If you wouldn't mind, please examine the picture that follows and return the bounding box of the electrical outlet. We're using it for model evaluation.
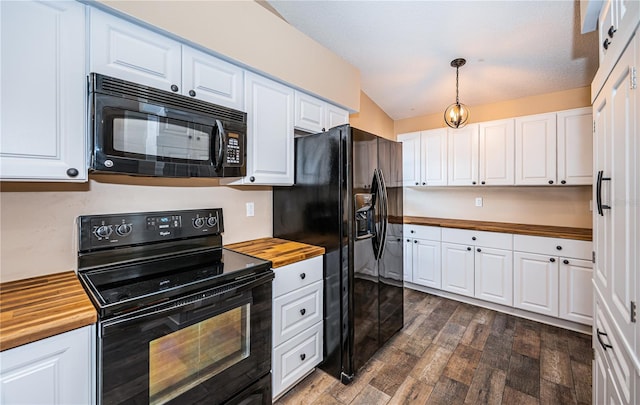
[589,200,593,212]
[246,202,254,217]
[475,197,483,207]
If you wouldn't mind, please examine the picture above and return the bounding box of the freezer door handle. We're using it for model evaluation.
[377,168,389,260]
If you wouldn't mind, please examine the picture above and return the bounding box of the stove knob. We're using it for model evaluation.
[206,216,217,227]
[116,223,132,237]
[193,217,205,228]
[95,225,113,238]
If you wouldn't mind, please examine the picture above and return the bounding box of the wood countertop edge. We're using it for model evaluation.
[403,216,592,241]
[226,238,325,268]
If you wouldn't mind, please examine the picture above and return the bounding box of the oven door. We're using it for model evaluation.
[97,271,273,405]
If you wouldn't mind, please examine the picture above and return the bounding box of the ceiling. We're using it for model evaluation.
[266,0,598,121]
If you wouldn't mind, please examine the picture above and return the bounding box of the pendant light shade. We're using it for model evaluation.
[444,58,470,129]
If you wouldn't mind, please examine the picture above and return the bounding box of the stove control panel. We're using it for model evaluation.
[78,208,224,251]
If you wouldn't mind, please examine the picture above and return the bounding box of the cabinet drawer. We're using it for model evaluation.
[272,322,323,398]
[273,256,323,298]
[404,225,441,241]
[273,280,322,346]
[442,228,512,249]
[514,235,591,259]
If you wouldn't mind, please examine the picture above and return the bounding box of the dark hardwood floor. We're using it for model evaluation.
[275,288,592,405]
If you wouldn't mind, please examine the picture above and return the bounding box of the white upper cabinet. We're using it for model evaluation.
[398,129,447,187]
[447,124,479,186]
[90,8,244,110]
[398,131,422,186]
[0,0,87,181]
[294,91,348,134]
[90,7,182,92]
[557,107,593,185]
[515,112,557,185]
[478,119,515,185]
[182,46,244,110]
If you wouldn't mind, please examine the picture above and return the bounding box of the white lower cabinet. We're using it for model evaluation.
[404,225,441,289]
[559,258,593,324]
[441,242,475,297]
[513,251,559,317]
[474,247,513,306]
[272,256,323,399]
[0,325,95,405]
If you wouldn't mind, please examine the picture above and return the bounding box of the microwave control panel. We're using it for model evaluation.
[226,134,241,165]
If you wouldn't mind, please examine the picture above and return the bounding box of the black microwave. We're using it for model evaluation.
[89,73,246,178]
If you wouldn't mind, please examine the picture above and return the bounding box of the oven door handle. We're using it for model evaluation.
[101,270,274,331]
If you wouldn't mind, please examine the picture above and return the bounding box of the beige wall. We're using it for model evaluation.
[97,0,360,112]
[395,86,591,134]
[0,177,272,283]
[349,91,395,140]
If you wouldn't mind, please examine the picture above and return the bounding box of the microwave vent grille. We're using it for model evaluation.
[95,74,246,123]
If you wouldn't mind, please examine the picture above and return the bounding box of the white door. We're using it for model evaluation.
[403,238,413,283]
[513,251,559,317]
[89,8,181,92]
[557,107,593,185]
[412,239,441,289]
[515,112,557,185]
[421,129,448,186]
[559,258,593,325]
[447,124,479,186]
[478,119,514,185]
[182,46,244,110]
[398,132,422,187]
[242,72,294,185]
[0,0,87,181]
[294,91,325,133]
[325,104,349,130]
[441,242,474,297]
[474,247,513,306]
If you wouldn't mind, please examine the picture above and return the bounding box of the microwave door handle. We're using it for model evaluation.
[215,120,226,172]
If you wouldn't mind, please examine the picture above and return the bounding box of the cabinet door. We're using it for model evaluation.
[182,46,244,111]
[474,247,513,306]
[557,107,593,185]
[0,0,87,181]
[515,112,557,185]
[412,239,441,289]
[441,242,474,297]
[242,72,294,185]
[421,128,448,186]
[447,124,479,186]
[559,258,593,325]
[0,326,95,405]
[403,238,413,283]
[325,104,349,130]
[513,251,559,316]
[593,345,608,405]
[90,8,181,92]
[478,119,514,185]
[294,91,325,133]
[398,131,422,187]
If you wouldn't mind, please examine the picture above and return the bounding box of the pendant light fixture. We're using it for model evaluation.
[444,58,470,129]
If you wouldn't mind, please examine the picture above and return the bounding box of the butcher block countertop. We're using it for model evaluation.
[0,271,97,352]
[404,216,592,241]
[226,238,325,268]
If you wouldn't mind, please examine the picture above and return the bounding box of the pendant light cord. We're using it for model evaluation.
[455,66,460,105]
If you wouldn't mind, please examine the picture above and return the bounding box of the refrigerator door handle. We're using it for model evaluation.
[377,168,389,260]
[370,169,382,259]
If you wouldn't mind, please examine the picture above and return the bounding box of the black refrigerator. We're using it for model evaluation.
[273,124,403,384]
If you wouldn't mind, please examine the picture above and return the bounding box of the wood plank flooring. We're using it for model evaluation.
[275,289,592,405]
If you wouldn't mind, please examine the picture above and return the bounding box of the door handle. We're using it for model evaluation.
[596,328,613,350]
[596,170,611,216]
[215,119,226,172]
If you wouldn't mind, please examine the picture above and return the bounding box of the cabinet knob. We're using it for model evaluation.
[414,240,418,244]
[300,273,306,279]
[170,84,179,92]
[477,248,481,252]
[603,38,611,50]
[406,239,410,242]
[481,181,486,185]
[556,245,562,250]
[397,238,401,241]
[467,247,472,251]
[415,182,419,185]
[548,180,554,185]
[422,182,426,185]
[608,25,617,38]
[250,176,255,182]
[550,258,556,262]
[472,181,477,185]
[300,308,306,316]
[563,259,569,265]
[66,168,79,177]
[410,230,415,233]
[189,89,196,97]
[561,180,566,184]
[322,128,326,132]
[472,236,476,241]
[300,353,306,361]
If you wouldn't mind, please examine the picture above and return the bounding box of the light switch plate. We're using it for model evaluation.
[475,197,483,207]
[246,202,255,217]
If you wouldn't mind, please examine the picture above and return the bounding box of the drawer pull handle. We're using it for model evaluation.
[597,328,613,350]
[300,353,306,361]
[550,258,555,263]
[467,247,472,251]
[414,240,418,244]
[563,259,569,265]
[556,245,562,250]
[472,236,477,241]
[477,248,481,252]
[300,273,306,280]
[300,308,306,316]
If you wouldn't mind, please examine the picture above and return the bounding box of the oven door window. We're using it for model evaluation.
[106,108,213,162]
[149,304,250,405]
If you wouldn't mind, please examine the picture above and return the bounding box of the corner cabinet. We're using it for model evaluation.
[272,256,323,400]
[0,326,95,405]
[223,73,294,186]
[0,0,87,181]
